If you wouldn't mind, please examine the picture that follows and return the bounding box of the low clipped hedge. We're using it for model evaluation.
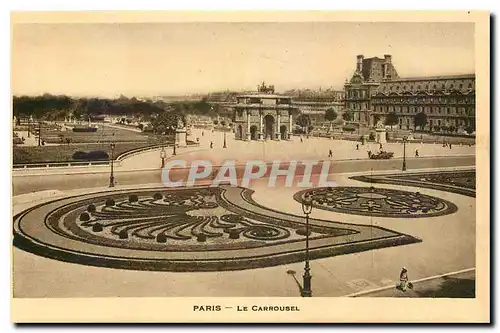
[342,126,357,132]
[79,212,91,221]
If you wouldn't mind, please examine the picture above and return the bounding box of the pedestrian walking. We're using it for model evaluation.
[300,136,303,143]
[449,143,452,149]
[399,267,409,292]
[328,149,333,158]
[210,141,213,149]
[415,149,419,157]
[356,144,359,150]
[379,143,383,150]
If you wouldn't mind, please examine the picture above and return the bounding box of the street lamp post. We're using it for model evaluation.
[301,195,313,297]
[109,142,115,187]
[38,121,42,146]
[160,147,166,168]
[402,136,407,171]
[223,129,227,148]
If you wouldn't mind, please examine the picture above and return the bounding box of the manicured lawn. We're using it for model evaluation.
[41,125,150,144]
[13,142,163,164]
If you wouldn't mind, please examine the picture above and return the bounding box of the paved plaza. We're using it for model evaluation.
[120,128,476,170]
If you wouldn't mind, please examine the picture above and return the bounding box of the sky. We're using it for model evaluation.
[11,22,475,98]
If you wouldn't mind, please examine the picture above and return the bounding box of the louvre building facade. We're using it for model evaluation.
[344,54,475,132]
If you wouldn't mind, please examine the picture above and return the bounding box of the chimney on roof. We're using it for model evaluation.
[356,55,364,72]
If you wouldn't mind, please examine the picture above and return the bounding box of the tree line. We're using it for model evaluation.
[13,94,228,121]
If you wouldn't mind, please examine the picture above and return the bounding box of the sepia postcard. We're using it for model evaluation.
[10,11,490,323]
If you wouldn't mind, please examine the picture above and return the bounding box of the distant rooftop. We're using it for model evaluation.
[384,74,475,82]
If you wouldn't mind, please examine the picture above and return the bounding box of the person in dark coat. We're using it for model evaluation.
[415,149,419,157]
[328,149,333,158]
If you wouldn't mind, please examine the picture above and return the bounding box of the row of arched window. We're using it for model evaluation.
[375,105,473,116]
[383,82,474,92]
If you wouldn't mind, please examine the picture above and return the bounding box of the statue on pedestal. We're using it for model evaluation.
[177,117,185,129]
[375,120,387,144]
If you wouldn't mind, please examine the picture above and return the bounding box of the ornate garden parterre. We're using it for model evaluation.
[294,186,458,218]
[350,170,476,197]
[13,185,420,272]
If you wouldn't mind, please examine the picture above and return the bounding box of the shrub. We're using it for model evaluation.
[156,234,167,243]
[229,230,240,239]
[197,234,207,242]
[92,223,103,232]
[129,194,138,202]
[369,133,376,141]
[87,204,96,213]
[118,230,128,239]
[79,212,91,221]
[105,198,115,207]
[153,193,163,200]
